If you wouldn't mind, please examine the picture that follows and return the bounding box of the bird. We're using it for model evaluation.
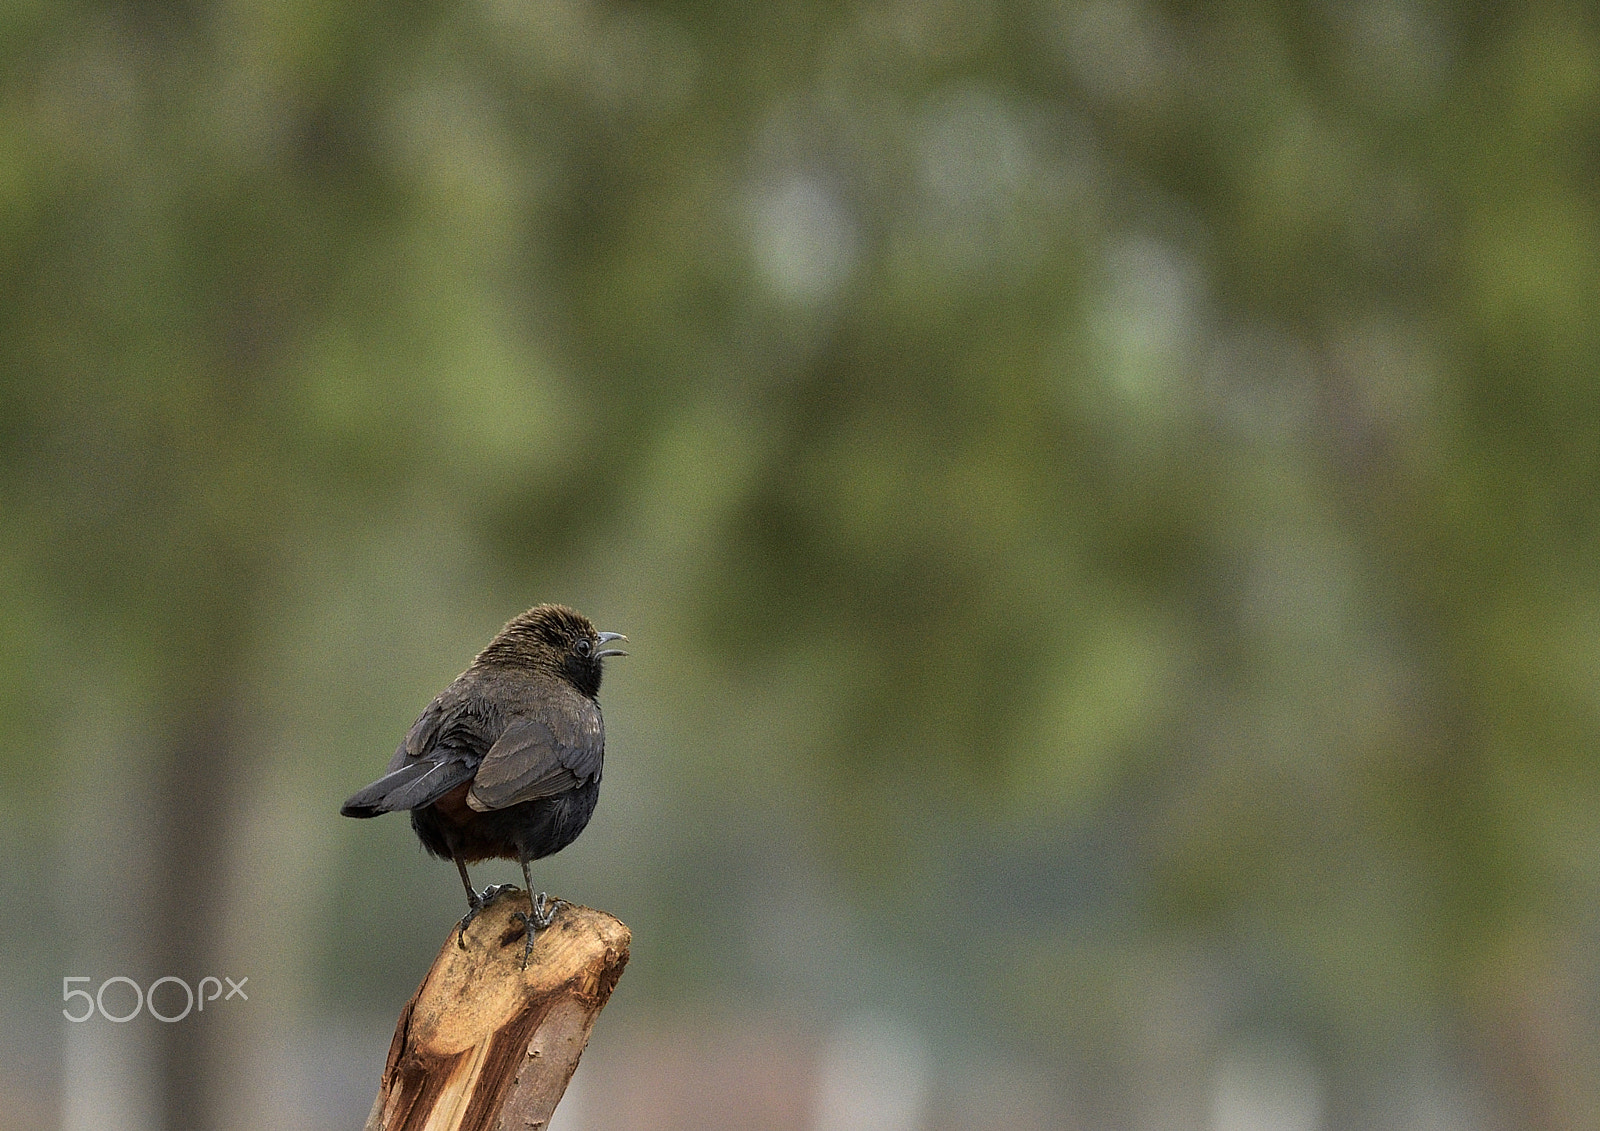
[340,604,626,965]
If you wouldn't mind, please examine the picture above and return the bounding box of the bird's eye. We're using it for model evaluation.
[575,638,592,657]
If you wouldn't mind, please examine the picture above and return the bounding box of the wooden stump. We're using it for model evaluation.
[363,894,630,1131]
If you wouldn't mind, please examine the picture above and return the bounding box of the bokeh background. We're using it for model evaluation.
[2,1,1598,1129]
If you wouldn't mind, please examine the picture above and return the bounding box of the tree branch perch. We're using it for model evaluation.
[363,895,630,1131]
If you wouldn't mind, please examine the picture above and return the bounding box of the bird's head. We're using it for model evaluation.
[476,603,627,699]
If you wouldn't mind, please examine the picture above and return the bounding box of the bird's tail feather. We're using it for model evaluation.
[340,758,475,817]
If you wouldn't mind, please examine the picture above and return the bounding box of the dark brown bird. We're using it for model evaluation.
[340,604,626,963]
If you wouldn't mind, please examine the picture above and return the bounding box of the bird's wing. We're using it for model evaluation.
[466,702,604,812]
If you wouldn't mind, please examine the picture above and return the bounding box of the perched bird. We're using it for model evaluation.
[341,604,626,964]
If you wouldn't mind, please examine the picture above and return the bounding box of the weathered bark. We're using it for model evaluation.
[363,895,630,1131]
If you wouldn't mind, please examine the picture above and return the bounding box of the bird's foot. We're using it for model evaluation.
[456,883,521,949]
[511,891,568,968]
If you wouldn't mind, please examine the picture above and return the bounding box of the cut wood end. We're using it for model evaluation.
[366,894,629,1131]
[406,894,630,1054]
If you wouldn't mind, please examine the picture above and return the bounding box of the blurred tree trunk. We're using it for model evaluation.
[149,684,243,1131]
[132,544,261,1131]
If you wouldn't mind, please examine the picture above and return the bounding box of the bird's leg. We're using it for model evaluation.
[510,858,569,968]
[519,858,566,930]
[454,857,519,949]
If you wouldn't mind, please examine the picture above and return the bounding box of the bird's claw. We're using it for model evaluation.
[455,883,521,949]
[511,892,567,968]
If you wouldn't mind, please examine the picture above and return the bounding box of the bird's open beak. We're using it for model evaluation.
[596,631,628,659]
